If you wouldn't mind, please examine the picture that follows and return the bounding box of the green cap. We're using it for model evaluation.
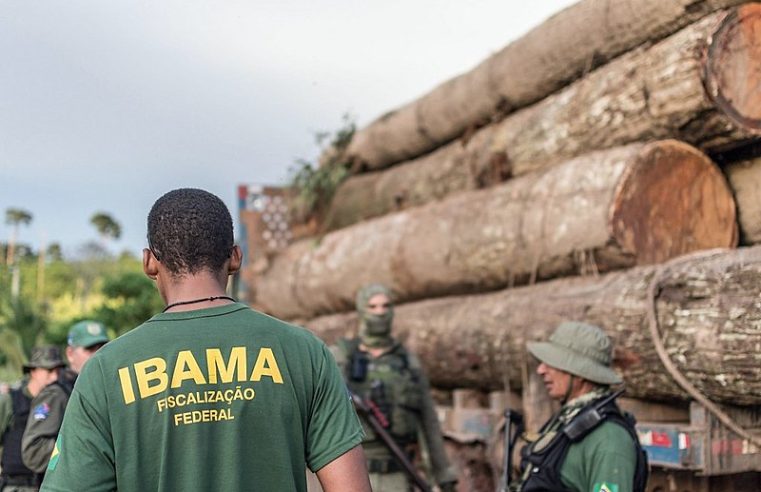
[527,321,623,385]
[24,345,66,373]
[68,320,110,348]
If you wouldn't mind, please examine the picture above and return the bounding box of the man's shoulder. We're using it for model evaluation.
[34,380,69,403]
[580,419,636,454]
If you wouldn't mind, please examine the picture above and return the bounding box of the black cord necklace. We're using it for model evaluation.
[162,295,236,313]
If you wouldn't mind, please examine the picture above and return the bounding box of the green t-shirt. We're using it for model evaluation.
[40,303,364,492]
[560,421,636,492]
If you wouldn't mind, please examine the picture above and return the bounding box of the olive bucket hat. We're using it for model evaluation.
[527,321,623,385]
[23,345,66,373]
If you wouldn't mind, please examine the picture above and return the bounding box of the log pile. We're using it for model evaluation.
[244,3,761,482]
[256,141,736,319]
[342,0,748,172]
[324,4,761,230]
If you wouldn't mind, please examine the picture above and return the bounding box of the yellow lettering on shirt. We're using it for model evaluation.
[118,367,136,404]
[250,348,283,384]
[123,347,284,403]
[171,350,206,388]
[207,347,247,384]
[135,357,168,398]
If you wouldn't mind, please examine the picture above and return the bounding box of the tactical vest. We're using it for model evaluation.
[518,394,649,492]
[338,338,423,445]
[1,388,38,479]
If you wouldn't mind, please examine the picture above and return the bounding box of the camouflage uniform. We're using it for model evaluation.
[332,284,457,492]
[21,321,109,474]
[1,347,65,492]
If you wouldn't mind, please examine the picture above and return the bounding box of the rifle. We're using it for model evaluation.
[499,408,524,492]
[350,392,433,492]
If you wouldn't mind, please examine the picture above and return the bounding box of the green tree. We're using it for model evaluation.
[5,207,33,265]
[90,212,122,243]
[47,242,63,261]
[92,271,163,335]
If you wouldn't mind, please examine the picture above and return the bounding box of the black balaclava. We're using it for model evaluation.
[356,283,394,348]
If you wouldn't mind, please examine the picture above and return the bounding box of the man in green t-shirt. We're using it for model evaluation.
[40,188,370,492]
[513,322,648,492]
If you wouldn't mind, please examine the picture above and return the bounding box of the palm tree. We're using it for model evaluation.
[90,212,122,244]
[5,208,32,266]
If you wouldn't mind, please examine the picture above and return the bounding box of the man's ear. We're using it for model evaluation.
[143,248,159,280]
[228,245,243,274]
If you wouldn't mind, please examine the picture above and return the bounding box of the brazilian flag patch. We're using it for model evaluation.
[593,483,619,492]
[48,436,62,471]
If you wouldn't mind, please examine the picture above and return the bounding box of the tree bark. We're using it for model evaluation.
[322,5,761,232]
[304,246,761,405]
[725,156,761,244]
[252,141,737,319]
[343,0,746,172]
[323,126,506,231]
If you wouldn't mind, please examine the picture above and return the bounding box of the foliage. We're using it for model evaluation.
[90,212,122,241]
[289,114,356,223]
[47,242,63,261]
[4,207,33,265]
[91,271,163,336]
[5,208,33,227]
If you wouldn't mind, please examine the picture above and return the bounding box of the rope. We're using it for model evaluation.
[646,261,761,448]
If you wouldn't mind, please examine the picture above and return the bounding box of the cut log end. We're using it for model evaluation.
[609,140,737,265]
[705,3,761,131]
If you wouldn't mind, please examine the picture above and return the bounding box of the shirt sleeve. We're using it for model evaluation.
[562,421,637,492]
[22,386,68,472]
[39,358,116,492]
[305,343,364,472]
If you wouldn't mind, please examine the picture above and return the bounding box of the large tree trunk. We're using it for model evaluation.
[323,126,505,231]
[344,0,746,172]
[322,5,761,232]
[304,246,761,405]
[725,156,761,244]
[252,141,737,319]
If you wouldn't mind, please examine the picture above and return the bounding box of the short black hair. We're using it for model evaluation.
[147,188,233,275]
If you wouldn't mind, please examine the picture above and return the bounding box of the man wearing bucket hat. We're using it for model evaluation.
[332,283,458,492]
[21,321,109,474]
[0,346,64,491]
[513,321,648,492]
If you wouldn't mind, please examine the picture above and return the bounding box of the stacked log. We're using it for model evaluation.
[324,4,761,231]
[253,140,736,319]
[304,246,761,406]
[343,0,747,172]
[725,156,761,243]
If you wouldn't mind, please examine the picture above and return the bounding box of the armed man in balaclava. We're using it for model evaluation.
[332,283,458,492]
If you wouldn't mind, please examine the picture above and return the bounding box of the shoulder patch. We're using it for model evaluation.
[33,402,51,421]
[594,483,619,492]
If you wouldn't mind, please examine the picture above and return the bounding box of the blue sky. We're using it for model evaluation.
[0,0,576,257]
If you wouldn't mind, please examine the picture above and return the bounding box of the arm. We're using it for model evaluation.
[316,445,371,492]
[0,393,11,455]
[39,360,116,492]
[22,386,68,472]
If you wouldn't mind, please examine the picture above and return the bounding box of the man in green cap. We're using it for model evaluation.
[513,321,648,492]
[332,283,458,492]
[21,321,109,474]
[0,346,64,491]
